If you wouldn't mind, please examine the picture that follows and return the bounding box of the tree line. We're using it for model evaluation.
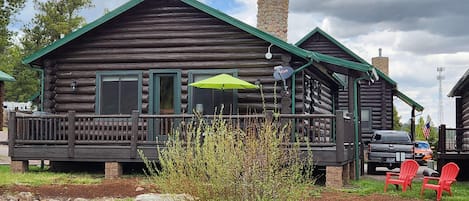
[0,0,92,102]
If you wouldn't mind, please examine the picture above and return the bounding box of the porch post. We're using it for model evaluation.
[8,111,16,157]
[438,124,446,154]
[130,110,139,159]
[335,111,345,163]
[67,111,76,158]
[410,106,415,141]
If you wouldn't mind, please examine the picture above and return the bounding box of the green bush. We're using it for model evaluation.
[140,114,315,200]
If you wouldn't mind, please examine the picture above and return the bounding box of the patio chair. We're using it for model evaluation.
[384,159,419,192]
[420,162,460,201]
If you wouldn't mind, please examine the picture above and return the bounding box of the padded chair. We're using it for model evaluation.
[384,159,419,192]
[420,162,460,201]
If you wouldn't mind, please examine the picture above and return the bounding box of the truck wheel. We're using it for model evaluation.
[367,162,376,174]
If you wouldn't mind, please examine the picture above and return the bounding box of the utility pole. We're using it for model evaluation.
[437,67,445,125]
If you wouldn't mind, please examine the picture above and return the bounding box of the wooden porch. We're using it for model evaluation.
[8,111,355,167]
[437,125,469,180]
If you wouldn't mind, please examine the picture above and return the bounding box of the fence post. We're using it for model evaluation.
[130,110,139,159]
[438,124,446,154]
[8,111,16,157]
[335,111,345,163]
[68,111,76,158]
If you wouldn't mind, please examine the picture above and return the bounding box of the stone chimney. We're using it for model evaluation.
[371,48,389,75]
[257,0,289,41]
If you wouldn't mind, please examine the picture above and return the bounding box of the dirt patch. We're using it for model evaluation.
[2,178,158,199]
[0,179,421,200]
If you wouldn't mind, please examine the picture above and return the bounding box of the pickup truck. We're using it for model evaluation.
[367,130,414,174]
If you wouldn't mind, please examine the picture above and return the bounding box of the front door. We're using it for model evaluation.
[150,71,181,141]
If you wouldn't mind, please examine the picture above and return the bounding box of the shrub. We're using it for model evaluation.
[140,114,315,200]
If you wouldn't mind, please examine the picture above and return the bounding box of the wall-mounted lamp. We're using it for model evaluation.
[70,80,77,92]
[265,44,273,60]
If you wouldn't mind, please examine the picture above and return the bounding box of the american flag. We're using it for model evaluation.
[422,121,431,139]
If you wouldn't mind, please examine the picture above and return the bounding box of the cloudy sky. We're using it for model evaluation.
[11,0,469,127]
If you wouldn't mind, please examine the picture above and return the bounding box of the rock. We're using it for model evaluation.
[135,193,197,201]
[73,198,89,201]
[136,186,145,192]
[17,192,34,201]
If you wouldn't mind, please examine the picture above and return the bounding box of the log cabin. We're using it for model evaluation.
[440,69,469,180]
[296,27,424,143]
[8,0,382,186]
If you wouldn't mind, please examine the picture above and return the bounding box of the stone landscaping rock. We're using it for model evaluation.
[17,192,34,201]
[135,193,197,201]
[136,186,145,192]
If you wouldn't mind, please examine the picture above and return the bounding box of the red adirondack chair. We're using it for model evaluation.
[420,162,460,201]
[384,159,419,192]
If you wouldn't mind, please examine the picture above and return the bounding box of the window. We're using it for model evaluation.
[97,72,141,114]
[361,108,372,130]
[189,70,237,115]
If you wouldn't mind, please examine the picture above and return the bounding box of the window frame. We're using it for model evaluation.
[361,107,372,131]
[148,69,182,115]
[188,69,238,114]
[95,71,143,114]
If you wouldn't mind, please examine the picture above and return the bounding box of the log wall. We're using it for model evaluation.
[33,0,336,115]
[297,32,394,142]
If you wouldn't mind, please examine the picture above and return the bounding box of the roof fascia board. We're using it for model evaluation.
[296,27,397,85]
[395,90,424,111]
[448,69,469,97]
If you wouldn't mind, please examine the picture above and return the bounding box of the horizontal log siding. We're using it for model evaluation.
[42,1,301,114]
[298,32,394,142]
[360,80,393,141]
[461,90,469,150]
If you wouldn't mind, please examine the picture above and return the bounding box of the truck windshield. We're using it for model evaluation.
[374,132,410,143]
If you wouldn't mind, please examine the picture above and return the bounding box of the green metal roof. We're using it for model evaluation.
[0,71,15,82]
[448,69,469,97]
[22,0,144,64]
[296,27,396,86]
[296,27,426,111]
[395,90,424,112]
[310,52,372,72]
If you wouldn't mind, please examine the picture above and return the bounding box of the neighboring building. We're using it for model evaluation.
[296,27,424,143]
[0,71,15,130]
[10,0,382,186]
[441,69,469,180]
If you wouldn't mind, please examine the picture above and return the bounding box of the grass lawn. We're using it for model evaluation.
[348,178,469,201]
[0,165,102,186]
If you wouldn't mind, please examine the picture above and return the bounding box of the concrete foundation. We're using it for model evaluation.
[11,160,29,173]
[105,162,122,179]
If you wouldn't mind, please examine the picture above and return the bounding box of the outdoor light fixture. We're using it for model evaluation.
[70,80,77,92]
[265,44,273,60]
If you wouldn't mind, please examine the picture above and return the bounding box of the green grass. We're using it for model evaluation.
[345,177,469,201]
[0,165,102,186]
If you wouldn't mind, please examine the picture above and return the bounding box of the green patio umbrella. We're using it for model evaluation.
[189,73,258,89]
[189,74,258,114]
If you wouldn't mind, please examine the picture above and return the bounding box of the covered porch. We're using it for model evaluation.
[8,110,355,186]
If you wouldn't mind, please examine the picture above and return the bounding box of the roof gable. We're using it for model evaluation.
[23,0,144,64]
[448,69,469,97]
[23,0,313,65]
[296,27,396,86]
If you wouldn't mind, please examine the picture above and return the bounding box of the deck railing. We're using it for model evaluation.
[9,110,354,161]
[438,124,469,153]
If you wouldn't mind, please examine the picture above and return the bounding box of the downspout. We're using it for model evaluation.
[28,64,44,112]
[353,75,369,180]
[291,58,314,114]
